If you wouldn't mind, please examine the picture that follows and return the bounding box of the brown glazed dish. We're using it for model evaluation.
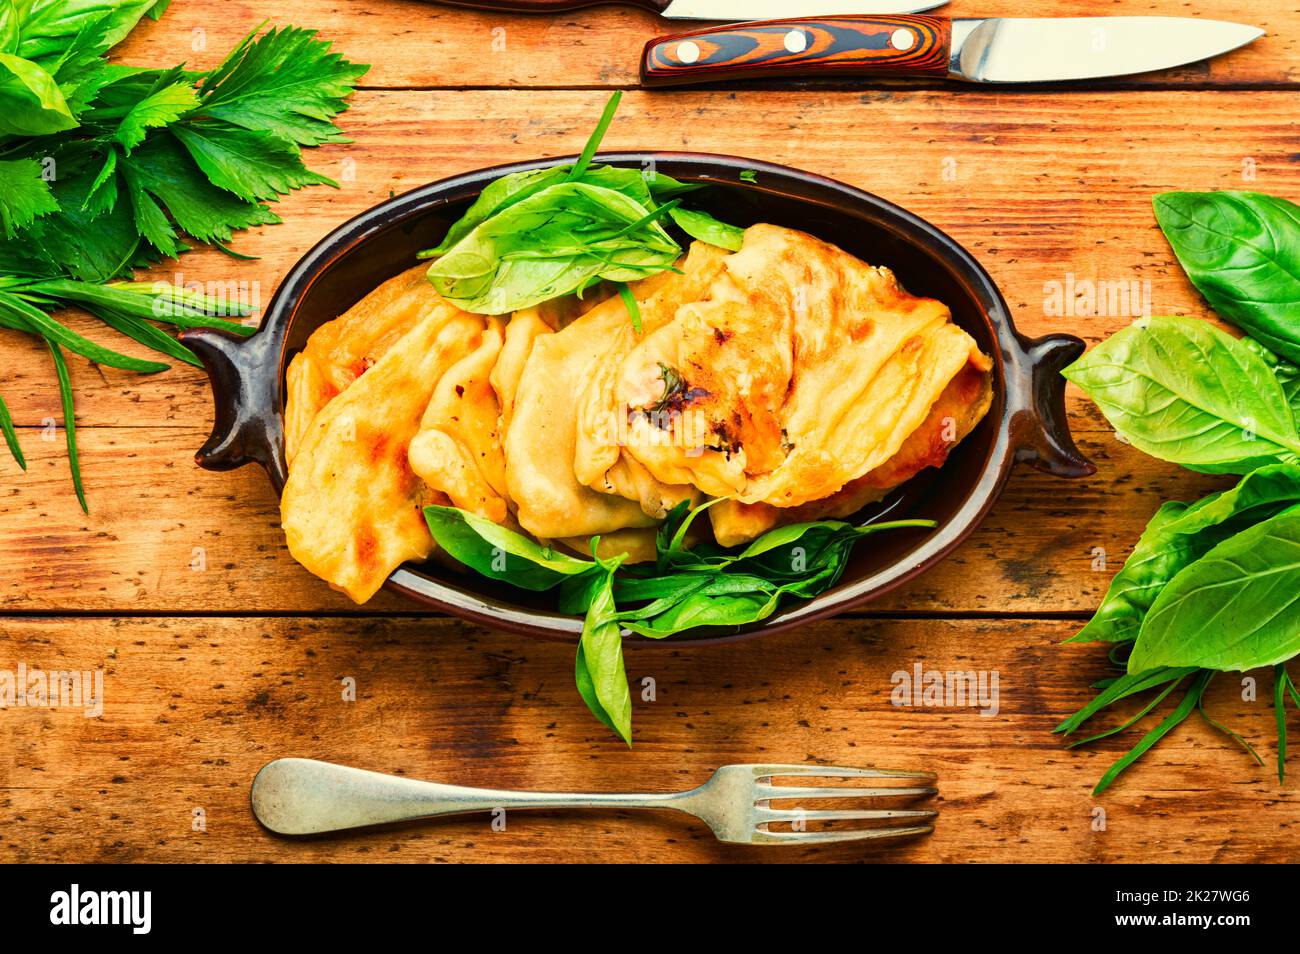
[181,152,1094,644]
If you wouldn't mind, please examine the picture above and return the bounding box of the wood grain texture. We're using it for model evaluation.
[0,423,1233,614]
[107,0,1299,89]
[2,0,1298,865]
[2,88,1295,428]
[2,617,1295,863]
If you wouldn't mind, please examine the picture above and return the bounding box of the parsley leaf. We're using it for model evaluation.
[196,25,369,146]
[0,10,367,507]
[0,158,58,238]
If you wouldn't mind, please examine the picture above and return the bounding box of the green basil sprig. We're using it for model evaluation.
[424,503,935,743]
[1063,315,1300,474]
[1154,191,1300,362]
[1064,189,1300,793]
[1071,463,1300,645]
[419,91,746,317]
[1128,510,1300,674]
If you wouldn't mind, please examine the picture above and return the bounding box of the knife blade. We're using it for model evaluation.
[431,0,950,21]
[641,16,1264,86]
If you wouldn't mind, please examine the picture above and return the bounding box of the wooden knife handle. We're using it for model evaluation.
[432,0,668,13]
[642,16,952,87]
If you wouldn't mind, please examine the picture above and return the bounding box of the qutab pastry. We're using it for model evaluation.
[279,223,992,603]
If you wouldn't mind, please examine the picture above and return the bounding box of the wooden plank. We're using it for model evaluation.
[111,0,1299,90]
[0,424,1230,613]
[1,616,1294,863]
[2,88,1296,428]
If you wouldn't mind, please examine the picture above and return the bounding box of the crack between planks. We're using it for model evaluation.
[0,608,1094,621]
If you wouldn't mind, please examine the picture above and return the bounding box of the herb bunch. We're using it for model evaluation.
[0,1,368,509]
[424,502,935,743]
[419,91,746,321]
[1062,190,1300,793]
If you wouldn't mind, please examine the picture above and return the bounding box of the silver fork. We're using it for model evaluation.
[251,758,937,845]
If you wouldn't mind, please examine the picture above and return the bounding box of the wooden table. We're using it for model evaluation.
[2,0,1297,864]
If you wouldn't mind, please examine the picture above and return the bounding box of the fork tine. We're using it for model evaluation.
[756,785,937,801]
[749,764,936,781]
[759,808,938,824]
[752,825,934,845]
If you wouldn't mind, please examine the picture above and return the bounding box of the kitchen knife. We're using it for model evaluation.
[641,16,1264,86]
[431,0,950,20]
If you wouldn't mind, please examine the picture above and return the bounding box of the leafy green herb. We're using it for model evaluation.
[423,504,594,591]
[1071,464,1300,645]
[739,170,758,184]
[425,502,935,741]
[668,206,745,252]
[1275,665,1292,782]
[425,181,681,315]
[420,92,743,320]
[615,281,641,333]
[1089,670,1213,797]
[1154,191,1300,363]
[576,556,632,744]
[1062,316,1300,474]
[1127,510,1300,674]
[0,7,367,507]
[1065,189,1300,794]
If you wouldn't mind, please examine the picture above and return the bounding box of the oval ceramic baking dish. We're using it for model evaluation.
[182,152,1094,643]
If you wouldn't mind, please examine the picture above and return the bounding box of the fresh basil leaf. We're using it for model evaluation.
[1063,315,1300,474]
[1154,191,1300,362]
[422,166,570,258]
[0,2,18,53]
[0,51,76,135]
[669,206,745,252]
[424,504,594,591]
[1129,510,1300,673]
[574,642,619,736]
[1241,337,1300,420]
[426,181,680,315]
[422,164,701,263]
[577,568,632,744]
[1073,464,1300,643]
[13,0,160,61]
[624,590,777,638]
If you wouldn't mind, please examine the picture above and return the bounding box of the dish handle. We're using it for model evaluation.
[179,327,288,489]
[1007,333,1095,479]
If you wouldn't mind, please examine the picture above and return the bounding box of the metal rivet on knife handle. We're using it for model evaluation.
[641,16,951,88]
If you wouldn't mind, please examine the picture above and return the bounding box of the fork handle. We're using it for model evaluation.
[251,758,690,835]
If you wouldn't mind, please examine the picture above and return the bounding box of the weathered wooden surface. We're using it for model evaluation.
[1,0,1297,863]
[3,617,1296,863]
[113,0,1299,89]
